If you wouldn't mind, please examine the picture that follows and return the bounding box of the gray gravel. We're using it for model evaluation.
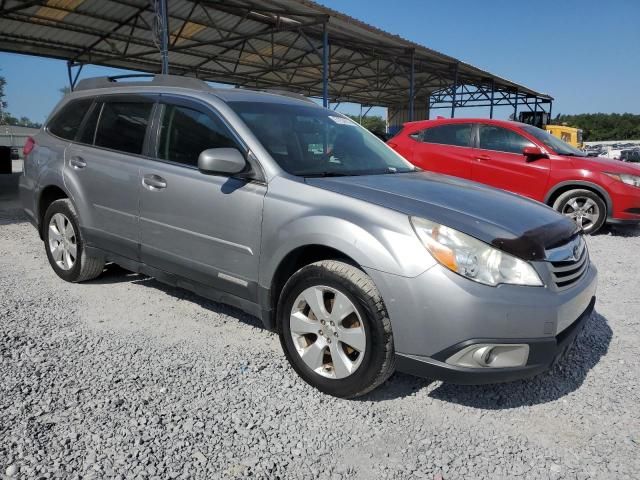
[1,182,639,479]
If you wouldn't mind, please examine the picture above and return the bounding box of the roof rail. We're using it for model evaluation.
[238,86,316,104]
[74,74,211,92]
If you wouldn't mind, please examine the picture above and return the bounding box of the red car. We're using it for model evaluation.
[388,118,640,234]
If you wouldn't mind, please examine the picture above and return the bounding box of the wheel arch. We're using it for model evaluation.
[266,244,361,330]
[37,184,70,239]
[544,181,612,217]
[258,212,434,330]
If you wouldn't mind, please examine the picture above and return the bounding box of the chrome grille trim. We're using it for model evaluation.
[547,236,589,290]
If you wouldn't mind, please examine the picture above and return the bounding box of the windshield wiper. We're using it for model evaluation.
[301,171,352,178]
[301,167,416,177]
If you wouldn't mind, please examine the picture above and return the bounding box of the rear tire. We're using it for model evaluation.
[43,199,104,282]
[277,260,395,398]
[552,189,607,234]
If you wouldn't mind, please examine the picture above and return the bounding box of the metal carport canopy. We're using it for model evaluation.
[0,0,553,117]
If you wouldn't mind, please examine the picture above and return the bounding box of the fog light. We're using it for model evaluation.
[446,344,529,368]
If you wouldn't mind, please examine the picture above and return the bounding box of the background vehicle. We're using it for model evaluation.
[20,75,597,398]
[388,118,640,234]
[584,146,603,157]
[545,125,583,149]
[620,149,640,163]
[518,111,583,148]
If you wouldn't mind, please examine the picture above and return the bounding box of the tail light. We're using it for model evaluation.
[23,137,35,156]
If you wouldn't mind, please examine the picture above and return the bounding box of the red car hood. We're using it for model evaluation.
[566,155,640,173]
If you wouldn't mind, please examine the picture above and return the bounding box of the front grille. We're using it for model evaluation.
[548,238,589,290]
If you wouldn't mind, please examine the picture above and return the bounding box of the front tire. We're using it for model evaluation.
[43,199,104,282]
[277,260,395,398]
[552,189,607,234]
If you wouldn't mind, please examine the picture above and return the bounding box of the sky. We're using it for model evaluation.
[1,0,639,123]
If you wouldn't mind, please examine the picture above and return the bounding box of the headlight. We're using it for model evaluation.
[410,217,543,287]
[604,172,640,188]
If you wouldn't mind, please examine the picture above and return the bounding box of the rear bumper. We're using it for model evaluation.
[395,296,595,384]
[18,173,38,230]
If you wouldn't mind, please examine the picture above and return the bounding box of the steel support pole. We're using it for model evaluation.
[322,22,329,108]
[513,89,518,121]
[548,101,553,121]
[409,50,415,121]
[451,63,458,118]
[66,61,74,90]
[489,79,495,119]
[157,0,170,74]
[67,62,84,91]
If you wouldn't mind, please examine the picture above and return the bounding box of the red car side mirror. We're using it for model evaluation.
[523,146,547,161]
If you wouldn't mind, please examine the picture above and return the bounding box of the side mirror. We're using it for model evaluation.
[198,148,246,175]
[523,146,547,162]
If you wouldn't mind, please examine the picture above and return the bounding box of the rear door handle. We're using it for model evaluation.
[476,154,491,161]
[142,174,167,190]
[69,156,87,169]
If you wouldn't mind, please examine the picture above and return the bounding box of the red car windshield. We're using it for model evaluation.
[521,125,586,157]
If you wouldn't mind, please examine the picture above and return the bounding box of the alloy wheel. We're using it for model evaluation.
[48,213,77,270]
[289,285,366,379]
[561,196,600,231]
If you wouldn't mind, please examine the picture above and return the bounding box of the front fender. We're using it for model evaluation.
[258,176,435,288]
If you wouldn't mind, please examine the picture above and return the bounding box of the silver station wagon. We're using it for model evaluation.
[20,75,597,398]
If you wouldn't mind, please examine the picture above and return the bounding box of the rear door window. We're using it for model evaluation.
[48,99,93,140]
[418,124,472,147]
[478,125,534,154]
[94,101,153,155]
[158,104,239,167]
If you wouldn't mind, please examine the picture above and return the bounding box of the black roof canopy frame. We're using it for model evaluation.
[0,0,553,119]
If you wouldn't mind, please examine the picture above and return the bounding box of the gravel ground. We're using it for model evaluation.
[1,176,639,479]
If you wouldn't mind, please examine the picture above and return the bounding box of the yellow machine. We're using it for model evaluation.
[518,112,584,149]
[545,125,583,148]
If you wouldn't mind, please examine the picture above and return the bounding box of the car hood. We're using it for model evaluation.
[568,155,640,173]
[306,172,579,261]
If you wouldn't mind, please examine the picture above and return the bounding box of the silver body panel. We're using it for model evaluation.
[20,82,598,364]
[136,157,266,297]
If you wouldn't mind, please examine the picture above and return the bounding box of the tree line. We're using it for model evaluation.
[0,75,42,128]
[551,113,640,142]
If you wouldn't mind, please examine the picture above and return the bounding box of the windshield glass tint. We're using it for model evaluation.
[521,125,586,156]
[228,101,415,176]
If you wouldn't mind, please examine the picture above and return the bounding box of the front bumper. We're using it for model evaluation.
[605,179,640,222]
[365,256,598,385]
[395,296,595,384]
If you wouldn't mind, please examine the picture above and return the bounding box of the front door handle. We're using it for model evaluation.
[69,156,87,169]
[142,174,167,190]
[476,154,491,161]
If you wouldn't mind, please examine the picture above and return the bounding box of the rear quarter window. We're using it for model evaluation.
[47,99,93,141]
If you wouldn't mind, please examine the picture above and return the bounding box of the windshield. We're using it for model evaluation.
[228,101,416,176]
[521,125,586,157]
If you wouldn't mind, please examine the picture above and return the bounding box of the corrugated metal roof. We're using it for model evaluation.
[0,0,552,107]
